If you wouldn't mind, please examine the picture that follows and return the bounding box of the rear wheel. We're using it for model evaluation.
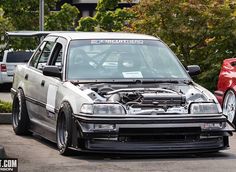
[223,90,236,124]
[56,102,73,155]
[12,89,31,135]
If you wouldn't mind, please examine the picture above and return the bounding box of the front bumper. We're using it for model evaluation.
[71,113,234,154]
[0,72,13,84]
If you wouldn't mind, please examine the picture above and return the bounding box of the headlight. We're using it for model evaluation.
[190,103,219,114]
[80,103,126,115]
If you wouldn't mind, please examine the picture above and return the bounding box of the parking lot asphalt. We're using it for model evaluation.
[0,125,236,172]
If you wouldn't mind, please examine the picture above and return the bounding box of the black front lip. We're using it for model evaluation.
[85,137,227,153]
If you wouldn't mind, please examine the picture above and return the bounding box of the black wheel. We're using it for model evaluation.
[222,90,236,124]
[56,102,73,155]
[12,89,31,135]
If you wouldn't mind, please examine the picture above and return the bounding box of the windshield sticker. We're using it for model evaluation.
[91,40,144,45]
[122,71,143,78]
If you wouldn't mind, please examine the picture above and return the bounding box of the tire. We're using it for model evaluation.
[56,102,73,155]
[222,90,236,124]
[12,89,31,135]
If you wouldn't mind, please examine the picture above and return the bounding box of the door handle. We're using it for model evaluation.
[24,74,28,80]
[41,80,45,87]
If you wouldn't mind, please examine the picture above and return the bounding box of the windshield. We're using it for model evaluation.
[66,39,189,81]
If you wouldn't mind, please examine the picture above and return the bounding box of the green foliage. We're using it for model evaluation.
[0,0,58,30]
[45,3,80,31]
[0,0,58,50]
[96,0,119,11]
[0,8,14,51]
[131,0,236,91]
[0,1,79,50]
[0,100,12,113]
[77,17,98,32]
[77,0,133,32]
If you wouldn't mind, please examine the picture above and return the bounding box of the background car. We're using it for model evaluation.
[0,50,33,85]
[11,32,234,155]
[215,58,236,125]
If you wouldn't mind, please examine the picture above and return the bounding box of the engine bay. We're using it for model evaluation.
[79,82,209,115]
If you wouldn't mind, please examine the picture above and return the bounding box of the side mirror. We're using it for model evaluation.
[187,65,201,76]
[43,66,62,79]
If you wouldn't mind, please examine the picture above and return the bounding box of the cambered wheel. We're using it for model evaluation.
[56,102,73,155]
[12,89,31,135]
[223,90,236,124]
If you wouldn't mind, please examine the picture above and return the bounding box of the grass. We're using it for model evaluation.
[0,100,12,113]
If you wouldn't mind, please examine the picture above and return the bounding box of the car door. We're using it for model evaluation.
[24,36,57,130]
[42,37,67,130]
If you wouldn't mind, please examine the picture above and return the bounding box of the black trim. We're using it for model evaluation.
[25,96,46,108]
[85,137,226,153]
[25,96,59,113]
[73,113,228,124]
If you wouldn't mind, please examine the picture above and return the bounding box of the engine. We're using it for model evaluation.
[80,84,208,115]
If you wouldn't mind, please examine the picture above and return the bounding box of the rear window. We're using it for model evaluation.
[6,51,33,63]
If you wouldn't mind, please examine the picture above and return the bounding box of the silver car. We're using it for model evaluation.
[11,32,234,155]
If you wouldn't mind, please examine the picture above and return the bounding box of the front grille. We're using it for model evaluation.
[118,127,201,142]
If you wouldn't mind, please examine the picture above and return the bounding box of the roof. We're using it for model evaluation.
[49,32,159,40]
[5,31,159,41]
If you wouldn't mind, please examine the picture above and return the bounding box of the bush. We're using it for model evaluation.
[0,100,12,113]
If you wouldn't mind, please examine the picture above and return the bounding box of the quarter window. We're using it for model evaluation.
[29,41,55,70]
[29,42,46,68]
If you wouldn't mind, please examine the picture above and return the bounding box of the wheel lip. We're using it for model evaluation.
[12,95,20,128]
[223,90,236,123]
[57,112,68,152]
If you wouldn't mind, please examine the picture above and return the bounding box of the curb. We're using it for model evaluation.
[0,145,6,158]
[0,113,12,124]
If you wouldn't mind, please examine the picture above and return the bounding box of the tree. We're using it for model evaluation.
[0,0,58,31]
[0,1,79,50]
[45,3,80,31]
[77,0,134,32]
[0,8,14,51]
[131,0,236,91]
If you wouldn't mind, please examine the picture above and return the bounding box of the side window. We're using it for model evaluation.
[37,42,55,70]
[29,42,46,68]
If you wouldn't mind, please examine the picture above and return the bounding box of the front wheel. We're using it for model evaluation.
[223,90,236,124]
[56,102,73,155]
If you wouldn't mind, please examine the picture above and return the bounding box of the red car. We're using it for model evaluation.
[215,58,236,125]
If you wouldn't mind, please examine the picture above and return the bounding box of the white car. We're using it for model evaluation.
[11,32,234,155]
[0,50,33,84]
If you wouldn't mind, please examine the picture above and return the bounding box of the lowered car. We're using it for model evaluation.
[11,32,234,155]
[215,58,236,125]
